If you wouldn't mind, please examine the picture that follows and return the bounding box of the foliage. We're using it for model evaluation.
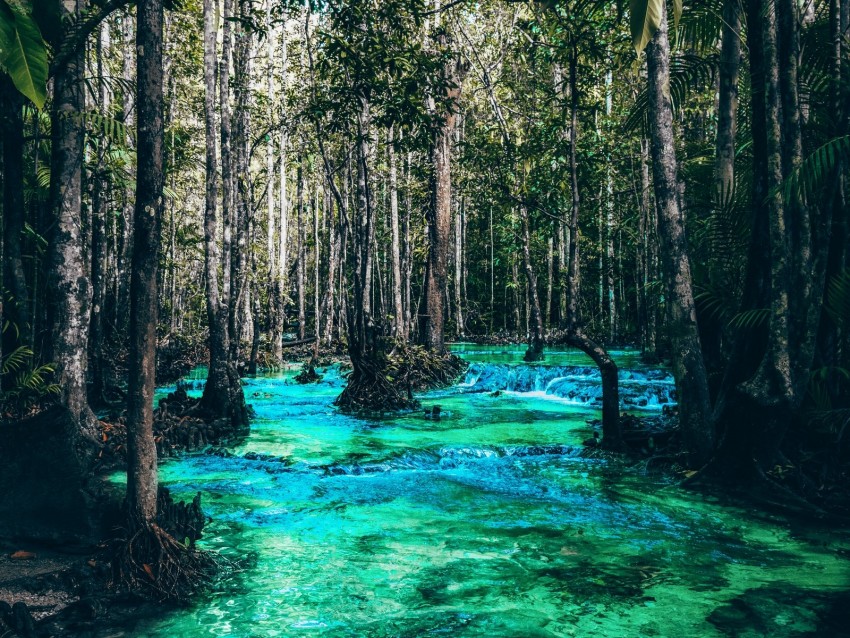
[0,0,48,107]
[0,346,60,417]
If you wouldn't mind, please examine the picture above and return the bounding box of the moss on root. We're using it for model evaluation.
[334,342,468,414]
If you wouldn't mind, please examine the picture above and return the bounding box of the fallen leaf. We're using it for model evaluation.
[142,563,156,581]
[10,551,37,560]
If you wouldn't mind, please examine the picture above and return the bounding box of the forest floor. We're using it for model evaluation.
[0,550,79,620]
[0,540,125,637]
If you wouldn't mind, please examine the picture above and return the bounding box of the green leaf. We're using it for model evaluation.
[672,0,682,32]
[629,0,663,54]
[0,1,48,108]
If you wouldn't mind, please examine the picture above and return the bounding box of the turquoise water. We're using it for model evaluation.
[129,345,850,637]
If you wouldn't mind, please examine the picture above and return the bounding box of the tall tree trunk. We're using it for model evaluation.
[646,7,714,465]
[721,0,810,470]
[200,0,246,425]
[520,205,544,361]
[275,17,290,353]
[423,112,451,353]
[605,71,616,344]
[313,178,321,342]
[388,125,404,339]
[639,138,657,355]
[403,151,413,339]
[296,155,306,340]
[422,35,463,354]
[454,194,464,338]
[116,14,135,337]
[490,206,496,332]
[89,26,109,401]
[229,4,252,361]
[265,0,281,360]
[323,189,338,343]
[127,0,164,527]
[777,0,825,404]
[563,47,622,450]
[546,235,554,331]
[353,96,374,357]
[46,0,99,450]
[716,0,740,203]
[0,79,30,343]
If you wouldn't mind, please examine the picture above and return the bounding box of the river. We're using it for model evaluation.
[121,344,850,637]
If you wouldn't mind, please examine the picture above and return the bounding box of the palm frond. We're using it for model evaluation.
[727,307,770,331]
[623,53,718,133]
[825,269,850,328]
[1,346,33,375]
[675,0,723,53]
[780,135,850,204]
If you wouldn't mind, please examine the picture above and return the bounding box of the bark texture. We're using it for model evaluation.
[127,0,165,527]
[646,8,714,465]
[46,0,99,454]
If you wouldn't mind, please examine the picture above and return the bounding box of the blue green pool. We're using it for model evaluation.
[124,345,850,637]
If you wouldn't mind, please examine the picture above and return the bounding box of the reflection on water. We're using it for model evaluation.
[129,345,850,637]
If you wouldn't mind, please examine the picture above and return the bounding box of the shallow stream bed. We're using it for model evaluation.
[127,345,849,637]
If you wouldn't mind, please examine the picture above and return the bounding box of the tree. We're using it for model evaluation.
[45,0,100,454]
[421,29,465,354]
[199,0,248,427]
[125,0,165,531]
[641,0,714,465]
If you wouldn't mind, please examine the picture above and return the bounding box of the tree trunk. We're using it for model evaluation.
[116,14,135,337]
[422,35,463,354]
[46,0,99,452]
[564,48,622,450]
[266,0,281,360]
[0,79,30,343]
[520,205,544,361]
[323,189,338,343]
[296,155,306,340]
[275,18,290,356]
[605,71,616,344]
[639,138,657,355]
[200,0,246,425]
[127,0,164,526]
[229,5,252,361]
[89,27,109,401]
[646,7,714,465]
[454,194,464,338]
[388,125,405,340]
[313,178,321,342]
[546,235,554,331]
[716,0,740,203]
[403,151,413,339]
[741,0,793,450]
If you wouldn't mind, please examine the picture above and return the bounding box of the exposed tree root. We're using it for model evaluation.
[523,340,544,362]
[386,342,468,391]
[294,361,323,384]
[109,522,220,603]
[335,342,468,413]
[681,456,838,520]
[335,355,417,413]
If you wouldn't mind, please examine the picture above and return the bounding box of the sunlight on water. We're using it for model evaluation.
[128,345,850,637]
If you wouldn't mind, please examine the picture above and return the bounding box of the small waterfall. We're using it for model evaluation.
[461,362,676,410]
